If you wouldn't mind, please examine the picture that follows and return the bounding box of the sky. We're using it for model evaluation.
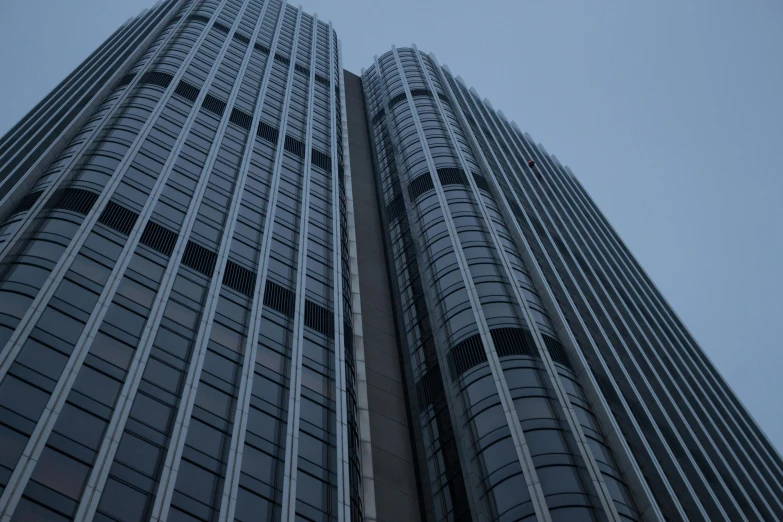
[1,0,781,451]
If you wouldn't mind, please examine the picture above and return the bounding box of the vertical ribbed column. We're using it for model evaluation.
[279,10,318,521]
[211,1,292,519]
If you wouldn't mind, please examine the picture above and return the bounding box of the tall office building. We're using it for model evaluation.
[0,1,362,521]
[0,2,781,522]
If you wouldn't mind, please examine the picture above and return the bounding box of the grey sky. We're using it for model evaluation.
[1,0,781,450]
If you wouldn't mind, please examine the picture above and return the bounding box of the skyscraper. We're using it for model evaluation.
[0,2,780,522]
[0,1,361,521]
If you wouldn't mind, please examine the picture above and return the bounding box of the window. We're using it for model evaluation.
[36,307,85,345]
[0,424,27,469]
[0,375,50,421]
[175,460,220,501]
[241,444,276,484]
[472,406,507,440]
[115,433,161,477]
[130,393,172,431]
[54,280,99,313]
[16,339,69,381]
[234,488,275,522]
[210,322,243,353]
[90,332,134,371]
[194,383,232,419]
[203,350,238,383]
[54,404,106,450]
[525,429,568,457]
[187,419,224,458]
[10,498,69,522]
[163,300,199,331]
[97,478,149,522]
[153,327,191,360]
[30,446,90,499]
[296,470,329,514]
[103,302,146,338]
[72,367,121,408]
[116,278,155,309]
[514,396,553,421]
[537,465,585,496]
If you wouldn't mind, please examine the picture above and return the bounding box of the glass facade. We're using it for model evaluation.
[359,45,783,522]
[1,4,781,521]
[0,1,362,521]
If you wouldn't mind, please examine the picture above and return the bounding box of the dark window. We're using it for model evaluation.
[90,332,134,370]
[130,394,172,431]
[0,425,27,469]
[54,404,106,450]
[72,367,121,407]
[176,460,220,500]
[30,446,90,499]
[115,433,161,477]
[10,498,69,522]
[16,339,69,381]
[0,375,50,421]
[187,419,224,458]
[194,383,233,418]
[97,478,149,522]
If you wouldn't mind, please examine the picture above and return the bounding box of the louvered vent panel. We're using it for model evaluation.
[223,260,256,297]
[49,188,99,215]
[174,80,200,102]
[202,94,227,117]
[181,241,218,277]
[12,190,44,214]
[416,367,445,407]
[385,194,404,223]
[257,120,279,143]
[472,173,491,193]
[409,88,432,98]
[188,14,211,24]
[263,281,295,317]
[437,167,468,186]
[139,221,177,257]
[304,300,334,337]
[229,108,252,130]
[273,53,290,65]
[387,92,406,109]
[233,32,250,45]
[283,135,305,158]
[491,327,535,358]
[311,148,332,172]
[139,71,173,88]
[98,201,139,236]
[408,174,435,200]
[254,42,270,54]
[543,334,571,368]
[294,63,310,76]
[314,74,329,87]
[448,334,487,379]
[212,21,230,34]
